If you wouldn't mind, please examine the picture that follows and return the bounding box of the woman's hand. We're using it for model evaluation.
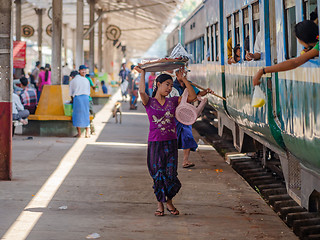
[253,69,264,86]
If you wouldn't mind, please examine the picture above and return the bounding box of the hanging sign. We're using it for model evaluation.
[106,25,121,41]
[21,25,34,38]
[46,24,53,37]
[13,41,26,68]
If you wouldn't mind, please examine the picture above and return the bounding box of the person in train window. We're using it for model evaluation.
[245,31,262,61]
[227,38,233,60]
[253,20,319,86]
[134,66,197,217]
[228,44,241,64]
[310,7,318,25]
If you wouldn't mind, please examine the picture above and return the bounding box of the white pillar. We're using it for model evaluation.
[76,0,84,69]
[89,0,95,73]
[98,9,103,72]
[35,8,44,64]
[15,0,21,41]
[63,23,68,65]
[72,28,76,67]
[51,0,62,85]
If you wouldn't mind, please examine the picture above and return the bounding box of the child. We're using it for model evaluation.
[135,66,197,216]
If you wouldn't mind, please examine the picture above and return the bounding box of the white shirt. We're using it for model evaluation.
[12,93,24,114]
[254,31,262,53]
[69,75,90,97]
[62,65,71,76]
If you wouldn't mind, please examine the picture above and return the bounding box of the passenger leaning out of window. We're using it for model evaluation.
[228,44,241,64]
[245,31,262,61]
[253,20,319,86]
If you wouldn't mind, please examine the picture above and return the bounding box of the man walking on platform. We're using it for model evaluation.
[69,65,90,138]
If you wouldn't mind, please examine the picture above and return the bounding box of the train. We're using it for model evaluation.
[167,0,320,212]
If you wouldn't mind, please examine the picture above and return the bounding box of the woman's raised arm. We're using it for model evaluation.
[134,66,149,105]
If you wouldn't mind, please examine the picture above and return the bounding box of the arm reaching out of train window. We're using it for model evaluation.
[135,66,149,105]
[253,20,319,86]
[253,48,319,86]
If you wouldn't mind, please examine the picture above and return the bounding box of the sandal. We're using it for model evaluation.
[154,210,164,216]
[167,208,179,215]
[183,162,195,168]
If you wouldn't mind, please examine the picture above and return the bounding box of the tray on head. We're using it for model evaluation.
[139,61,186,72]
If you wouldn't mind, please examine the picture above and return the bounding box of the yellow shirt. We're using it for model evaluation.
[227,38,232,59]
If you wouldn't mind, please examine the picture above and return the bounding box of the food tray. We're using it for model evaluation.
[139,61,186,72]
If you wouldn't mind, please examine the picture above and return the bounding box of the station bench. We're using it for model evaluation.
[91,93,112,105]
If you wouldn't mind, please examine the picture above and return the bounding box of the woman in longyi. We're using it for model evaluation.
[134,66,196,216]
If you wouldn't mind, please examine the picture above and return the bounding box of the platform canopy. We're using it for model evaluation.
[14,0,184,58]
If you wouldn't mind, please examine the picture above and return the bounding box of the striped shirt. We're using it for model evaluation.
[20,87,37,107]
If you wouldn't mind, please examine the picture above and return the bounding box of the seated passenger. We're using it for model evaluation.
[12,92,29,125]
[101,80,108,94]
[228,44,241,64]
[227,37,233,60]
[253,20,319,86]
[245,31,262,61]
[310,7,318,25]
[19,77,37,114]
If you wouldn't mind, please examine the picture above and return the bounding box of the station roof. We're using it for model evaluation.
[16,0,184,58]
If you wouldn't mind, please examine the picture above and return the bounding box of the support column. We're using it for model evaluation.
[63,24,68,65]
[89,0,95,73]
[51,0,62,85]
[15,0,22,78]
[35,8,44,64]
[15,0,21,41]
[98,9,103,72]
[72,28,76,66]
[0,0,13,180]
[76,0,84,69]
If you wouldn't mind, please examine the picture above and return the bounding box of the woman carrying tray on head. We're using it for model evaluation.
[134,65,197,216]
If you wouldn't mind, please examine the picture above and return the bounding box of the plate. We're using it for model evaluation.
[139,61,186,72]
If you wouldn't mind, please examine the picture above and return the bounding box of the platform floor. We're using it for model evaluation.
[1,90,297,240]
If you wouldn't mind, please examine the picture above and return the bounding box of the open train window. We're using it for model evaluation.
[303,0,318,20]
[211,25,214,61]
[207,26,211,61]
[284,0,297,59]
[227,15,232,39]
[234,12,240,46]
[215,23,219,61]
[243,7,250,59]
[252,2,260,43]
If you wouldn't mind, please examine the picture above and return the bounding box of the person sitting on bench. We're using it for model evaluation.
[13,92,29,125]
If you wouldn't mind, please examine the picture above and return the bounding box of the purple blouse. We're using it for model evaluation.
[144,96,179,142]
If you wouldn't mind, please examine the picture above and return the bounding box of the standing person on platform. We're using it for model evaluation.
[19,77,38,114]
[69,65,90,138]
[134,66,197,217]
[148,72,156,96]
[173,68,214,168]
[85,73,96,135]
[119,63,130,101]
[38,63,51,98]
[30,61,40,91]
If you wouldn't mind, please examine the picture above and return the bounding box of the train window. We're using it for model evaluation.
[211,25,214,61]
[207,26,211,61]
[243,7,250,58]
[227,15,232,39]
[252,2,260,43]
[215,23,219,61]
[303,0,318,20]
[284,0,297,59]
[234,12,240,46]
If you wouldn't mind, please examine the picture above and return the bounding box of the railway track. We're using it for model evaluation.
[193,107,320,240]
